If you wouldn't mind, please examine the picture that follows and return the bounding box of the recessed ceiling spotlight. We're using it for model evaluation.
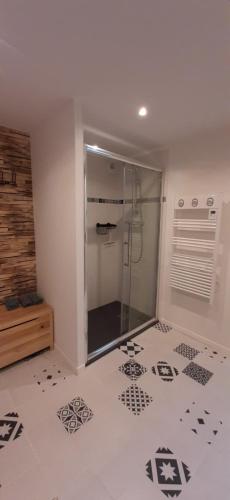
[138,106,148,117]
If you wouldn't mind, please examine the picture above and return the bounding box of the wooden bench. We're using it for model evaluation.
[0,303,54,369]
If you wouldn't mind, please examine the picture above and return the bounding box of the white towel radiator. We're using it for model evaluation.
[170,195,221,302]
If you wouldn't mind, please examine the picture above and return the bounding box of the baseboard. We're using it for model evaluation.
[159,317,230,354]
[76,363,86,375]
[54,343,86,374]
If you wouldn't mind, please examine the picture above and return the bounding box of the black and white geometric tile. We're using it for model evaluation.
[179,401,223,445]
[119,340,144,358]
[174,343,200,360]
[153,322,172,333]
[152,361,179,382]
[32,363,68,392]
[57,397,93,434]
[203,346,228,364]
[182,362,213,386]
[146,447,191,497]
[119,359,147,381]
[118,384,153,415]
[0,412,23,450]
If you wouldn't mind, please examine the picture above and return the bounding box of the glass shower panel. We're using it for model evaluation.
[121,164,162,333]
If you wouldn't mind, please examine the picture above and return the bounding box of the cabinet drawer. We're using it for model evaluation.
[0,336,51,369]
[0,315,51,350]
[0,314,52,368]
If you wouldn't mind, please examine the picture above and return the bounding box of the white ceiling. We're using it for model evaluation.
[0,0,229,147]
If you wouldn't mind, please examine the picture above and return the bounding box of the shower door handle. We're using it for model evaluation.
[124,224,131,267]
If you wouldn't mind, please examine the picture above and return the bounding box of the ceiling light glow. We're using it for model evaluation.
[138,106,148,117]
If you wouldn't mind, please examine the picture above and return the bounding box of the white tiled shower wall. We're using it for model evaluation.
[86,156,123,310]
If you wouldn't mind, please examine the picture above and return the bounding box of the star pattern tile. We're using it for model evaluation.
[146,447,191,497]
[152,361,179,382]
[0,413,23,450]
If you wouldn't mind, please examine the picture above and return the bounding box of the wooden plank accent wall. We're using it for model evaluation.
[0,125,37,303]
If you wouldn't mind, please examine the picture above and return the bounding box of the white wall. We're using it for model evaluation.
[159,126,230,349]
[31,100,84,368]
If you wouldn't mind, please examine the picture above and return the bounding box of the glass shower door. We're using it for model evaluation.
[121,164,162,334]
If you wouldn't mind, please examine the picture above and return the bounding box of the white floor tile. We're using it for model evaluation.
[0,326,229,499]
[0,436,39,487]
[0,389,14,414]
[69,471,115,500]
[0,465,44,500]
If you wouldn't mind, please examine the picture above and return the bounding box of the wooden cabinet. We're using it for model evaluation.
[0,304,54,369]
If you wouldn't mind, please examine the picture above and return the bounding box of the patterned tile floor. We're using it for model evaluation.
[0,326,230,499]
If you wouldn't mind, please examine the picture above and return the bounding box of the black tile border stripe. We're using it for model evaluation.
[87,197,161,204]
[87,197,123,204]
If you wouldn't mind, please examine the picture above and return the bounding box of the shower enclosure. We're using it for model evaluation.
[85,146,162,360]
